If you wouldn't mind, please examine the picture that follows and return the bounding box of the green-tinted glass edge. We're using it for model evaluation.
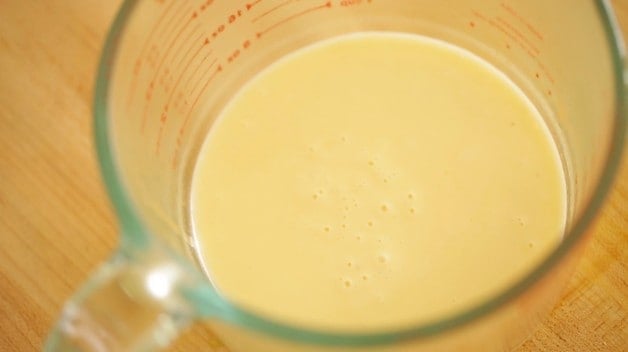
[94,0,147,249]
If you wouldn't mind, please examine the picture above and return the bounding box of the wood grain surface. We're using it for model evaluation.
[0,1,625,351]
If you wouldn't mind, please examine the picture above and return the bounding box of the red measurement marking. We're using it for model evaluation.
[538,62,555,84]
[156,1,189,40]
[473,9,555,86]
[180,49,214,100]
[164,24,203,87]
[200,0,214,12]
[165,38,211,113]
[227,50,240,63]
[161,28,202,98]
[152,10,199,86]
[210,23,226,39]
[339,0,368,6]
[157,35,211,156]
[188,58,219,99]
[472,10,523,55]
[256,1,331,38]
[495,17,539,56]
[155,111,168,155]
[251,0,293,23]
[136,1,178,69]
[228,9,245,24]
[126,0,179,109]
[246,0,264,10]
[141,10,198,132]
[172,64,223,168]
[172,31,206,80]
[500,3,543,41]
[143,4,195,98]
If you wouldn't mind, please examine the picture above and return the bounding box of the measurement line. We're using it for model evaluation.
[257,1,331,38]
[136,0,178,69]
[246,0,264,10]
[167,23,203,78]
[141,9,198,132]
[180,49,214,97]
[165,37,211,112]
[183,63,222,132]
[172,63,223,167]
[173,31,205,75]
[138,3,193,102]
[156,1,189,40]
[251,0,293,23]
[126,0,179,109]
[495,16,540,55]
[151,9,198,90]
[154,32,206,157]
[159,24,203,95]
[155,39,210,157]
[188,58,218,99]
[155,112,168,155]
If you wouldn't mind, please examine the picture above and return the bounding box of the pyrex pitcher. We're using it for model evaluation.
[46,1,626,351]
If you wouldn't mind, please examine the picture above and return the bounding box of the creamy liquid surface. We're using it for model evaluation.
[191,33,566,330]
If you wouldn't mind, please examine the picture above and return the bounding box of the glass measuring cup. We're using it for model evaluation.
[45,0,626,351]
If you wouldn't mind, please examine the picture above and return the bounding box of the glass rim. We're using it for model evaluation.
[93,0,626,346]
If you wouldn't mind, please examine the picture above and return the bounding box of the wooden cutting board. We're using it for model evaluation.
[0,1,625,351]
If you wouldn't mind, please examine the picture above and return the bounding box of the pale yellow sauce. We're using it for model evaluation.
[191,33,565,330]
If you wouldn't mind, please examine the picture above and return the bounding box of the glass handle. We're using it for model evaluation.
[45,242,200,352]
